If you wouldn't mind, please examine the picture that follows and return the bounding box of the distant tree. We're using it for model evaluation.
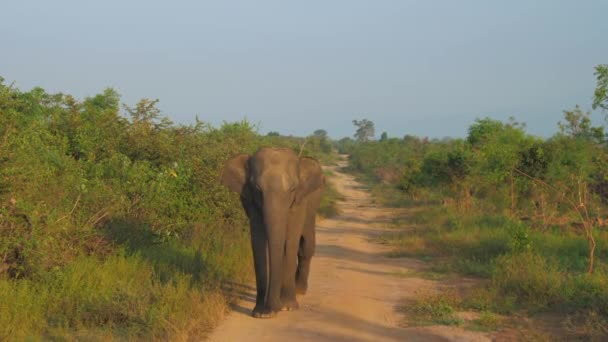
[380,131,388,141]
[313,129,327,138]
[307,129,332,154]
[335,137,356,154]
[266,131,280,137]
[352,119,375,142]
[558,105,604,142]
[403,134,416,142]
[593,64,608,112]
[122,99,175,164]
[123,98,172,129]
[467,118,507,147]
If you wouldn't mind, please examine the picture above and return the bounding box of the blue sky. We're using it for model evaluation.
[1,1,606,139]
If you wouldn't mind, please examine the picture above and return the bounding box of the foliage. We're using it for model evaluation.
[346,65,608,336]
[317,172,343,218]
[558,105,604,142]
[593,64,608,112]
[352,118,375,142]
[0,78,334,339]
[402,291,463,326]
[313,129,328,138]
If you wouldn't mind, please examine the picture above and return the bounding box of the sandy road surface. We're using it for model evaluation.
[207,157,489,342]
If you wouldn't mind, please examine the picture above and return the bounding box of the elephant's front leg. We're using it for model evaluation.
[296,189,321,294]
[249,216,270,318]
[261,202,289,317]
[280,230,301,311]
[296,230,315,295]
[281,208,305,310]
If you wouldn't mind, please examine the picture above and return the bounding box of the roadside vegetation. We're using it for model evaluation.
[341,64,608,340]
[0,78,336,340]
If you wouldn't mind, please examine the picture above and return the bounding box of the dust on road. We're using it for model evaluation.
[207,156,489,342]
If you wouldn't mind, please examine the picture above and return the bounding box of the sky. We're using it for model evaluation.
[1,1,607,139]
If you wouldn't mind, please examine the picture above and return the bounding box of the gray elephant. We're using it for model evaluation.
[221,147,325,318]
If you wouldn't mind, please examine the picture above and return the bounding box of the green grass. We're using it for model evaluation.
[370,185,608,338]
[0,81,338,339]
[401,291,464,326]
[388,208,608,310]
[391,268,450,281]
[0,218,254,340]
[564,310,608,341]
[0,254,230,341]
[318,173,344,218]
[467,311,503,332]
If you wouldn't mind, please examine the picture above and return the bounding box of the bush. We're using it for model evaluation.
[491,252,563,310]
[318,175,343,218]
[0,254,229,340]
[0,79,334,338]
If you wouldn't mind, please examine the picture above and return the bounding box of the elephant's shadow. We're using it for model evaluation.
[220,281,257,314]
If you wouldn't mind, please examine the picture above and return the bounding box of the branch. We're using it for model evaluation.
[299,138,308,157]
[55,193,81,223]
[512,167,587,227]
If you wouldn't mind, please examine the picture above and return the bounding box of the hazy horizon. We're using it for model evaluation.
[2,1,607,139]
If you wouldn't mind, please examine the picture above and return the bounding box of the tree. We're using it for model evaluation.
[122,99,173,163]
[352,119,375,142]
[266,131,280,137]
[380,131,388,141]
[123,98,170,128]
[467,117,508,147]
[593,64,608,112]
[336,137,356,154]
[309,129,332,154]
[313,129,327,138]
[558,105,604,143]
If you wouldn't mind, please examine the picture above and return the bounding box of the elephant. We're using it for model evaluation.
[221,147,325,318]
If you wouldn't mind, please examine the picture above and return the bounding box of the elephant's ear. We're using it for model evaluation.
[221,154,250,194]
[295,157,325,204]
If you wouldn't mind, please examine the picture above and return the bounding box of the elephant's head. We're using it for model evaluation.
[220,147,324,213]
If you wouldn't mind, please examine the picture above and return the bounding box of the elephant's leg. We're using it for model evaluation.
[296,227,315,294]
[265,235,286,315]
[280,228,301,311]
[296,192,320,295]
[249,221,269,317]
[261,211,287,317]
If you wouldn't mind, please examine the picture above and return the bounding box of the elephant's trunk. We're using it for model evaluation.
[262,197,288,311]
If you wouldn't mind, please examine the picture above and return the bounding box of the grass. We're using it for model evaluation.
[0,79,341,340]
[564,310,608,341]
[400,291,464,327]
[318,173,344,218]
[391,268,450,281]
[468,311,503,332]
[0,218,254,340]
[367,182,608,338]
[0,254,230,341]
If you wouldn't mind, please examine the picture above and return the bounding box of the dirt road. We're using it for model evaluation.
[207,157,489,342]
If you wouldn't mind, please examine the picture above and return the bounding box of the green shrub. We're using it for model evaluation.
[318,176,343,218]
[491,252,564,310]
[0,254,229,340]
[0,79,334,338]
